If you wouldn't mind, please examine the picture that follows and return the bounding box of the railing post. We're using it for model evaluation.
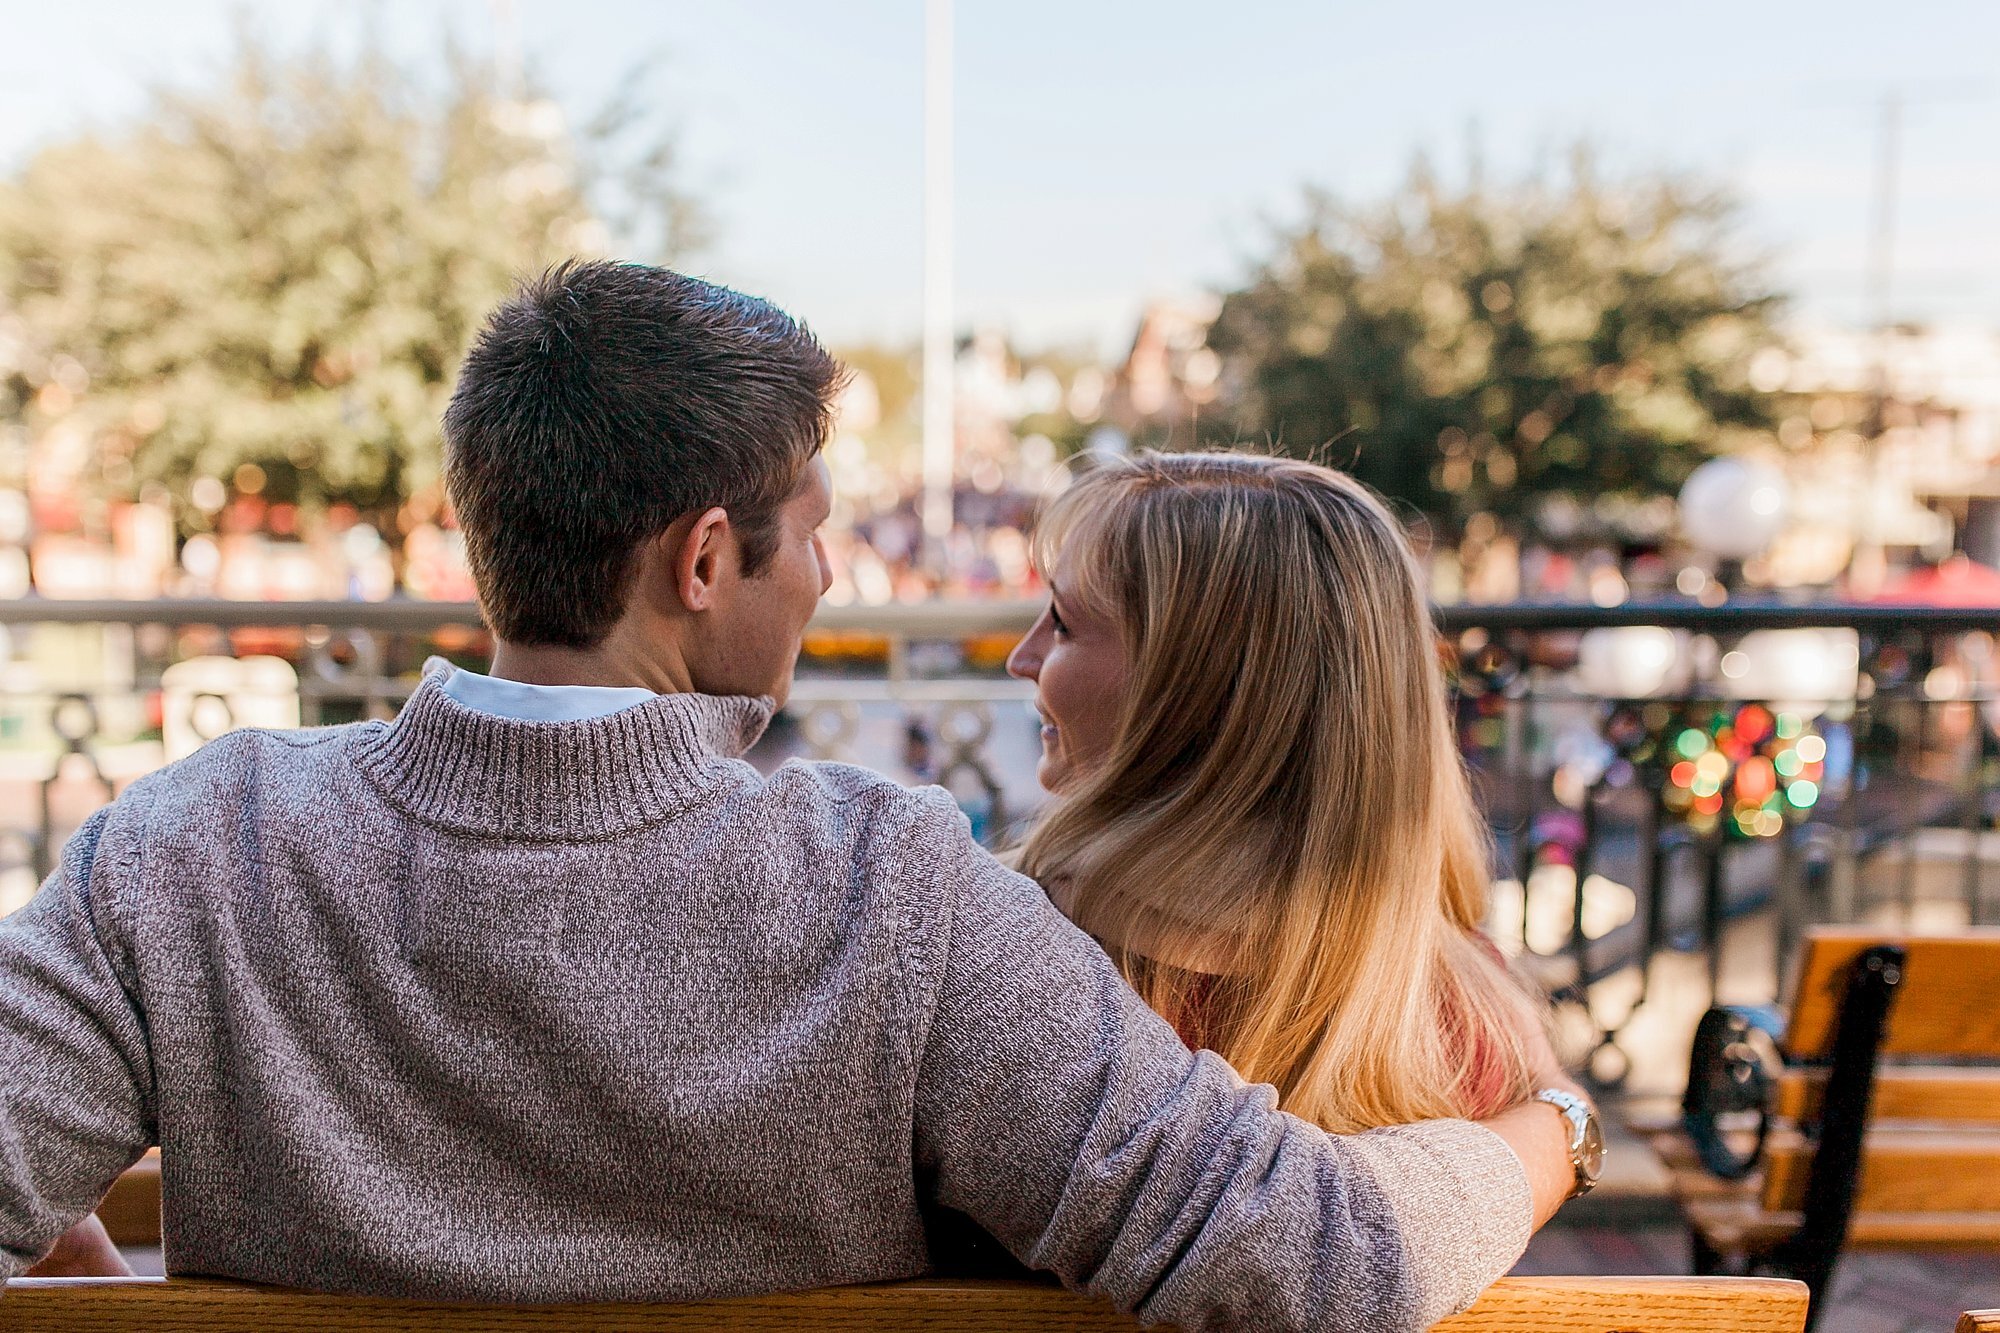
[36,693,112,885]
[1776,821,1805,998]
[1568,778,1600,983]
[1701,828,1729,1000]
[1635,786,1666,1005]
[1830,739,1862,924]
[1896,659,1930,924]
[1962,723,1988,927]
[1512,764,1540,955]
[887,631,910,687]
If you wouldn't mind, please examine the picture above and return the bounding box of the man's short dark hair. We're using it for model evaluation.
[444,260,845,647]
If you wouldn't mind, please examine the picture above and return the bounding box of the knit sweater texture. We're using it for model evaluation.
[0,664,1531,1330]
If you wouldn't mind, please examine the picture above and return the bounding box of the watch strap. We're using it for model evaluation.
[1532,1087,1600,1199]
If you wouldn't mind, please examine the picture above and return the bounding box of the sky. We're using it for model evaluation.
[2,0,1996,355]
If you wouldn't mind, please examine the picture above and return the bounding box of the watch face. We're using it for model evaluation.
[1580,1115,1606,1179]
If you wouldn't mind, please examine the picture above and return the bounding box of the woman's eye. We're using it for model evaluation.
[1049,603,1069,637]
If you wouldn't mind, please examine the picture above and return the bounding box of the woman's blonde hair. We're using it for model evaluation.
[1017,450,1536,1134]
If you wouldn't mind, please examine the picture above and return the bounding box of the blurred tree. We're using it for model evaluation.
[1202,154,1785,530]
[0,31,704,529]
[836,343,923,459]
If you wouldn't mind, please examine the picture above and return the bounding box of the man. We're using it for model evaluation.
[0,261,1588,1331]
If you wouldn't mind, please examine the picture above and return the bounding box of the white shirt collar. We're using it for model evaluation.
[440,668,658,724]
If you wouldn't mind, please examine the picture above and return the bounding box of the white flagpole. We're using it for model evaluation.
[920,0,955,560]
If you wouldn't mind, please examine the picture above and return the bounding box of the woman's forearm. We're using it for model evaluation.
[23,1213,134,1278]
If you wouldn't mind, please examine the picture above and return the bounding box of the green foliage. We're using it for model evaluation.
[0,31,702,526]
[1203,155,1786,529]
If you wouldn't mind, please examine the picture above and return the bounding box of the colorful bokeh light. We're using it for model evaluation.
[1654,702,1828,838]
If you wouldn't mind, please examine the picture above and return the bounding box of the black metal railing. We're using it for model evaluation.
[3,596,1995,1090]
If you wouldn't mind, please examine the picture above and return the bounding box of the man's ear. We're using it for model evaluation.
[671,507,733,613]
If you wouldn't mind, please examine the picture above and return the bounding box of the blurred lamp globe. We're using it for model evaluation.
[1576,627,1691,699]
[1720,628,1860,718]
[1678,457,1789,560]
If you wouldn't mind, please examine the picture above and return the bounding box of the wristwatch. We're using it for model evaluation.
[1533,1087,1605,1199]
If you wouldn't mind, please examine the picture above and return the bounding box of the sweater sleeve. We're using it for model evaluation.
[903,796,1530,1332]
[0,805,157,1279]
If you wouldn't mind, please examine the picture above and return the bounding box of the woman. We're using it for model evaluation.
[1005,449,1539,1133]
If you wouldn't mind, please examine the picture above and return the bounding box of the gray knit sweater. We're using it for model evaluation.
[0,666,1530,1330]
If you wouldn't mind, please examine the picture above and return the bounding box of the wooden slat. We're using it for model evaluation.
[1758,1126,2000,1213]
[1959,1311,2000,1333]
[1430,1276,1808,1332]
[1687,1195,2000,1255]
[97,1151,160,1247]
[0,1277,1135,1332]
[1786,929,2000,1059]
[1774,1067,2000,1125]
[0,1276,1813,1333]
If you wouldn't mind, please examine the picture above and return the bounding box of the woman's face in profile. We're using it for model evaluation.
[1006,580,1130,793]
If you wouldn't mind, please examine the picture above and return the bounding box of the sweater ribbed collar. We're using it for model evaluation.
[349,659,776,840]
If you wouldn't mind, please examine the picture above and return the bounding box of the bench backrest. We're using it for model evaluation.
[0,1276,1810,1332]
[1759,928,2000,1219]
[1784,928,2000,1060]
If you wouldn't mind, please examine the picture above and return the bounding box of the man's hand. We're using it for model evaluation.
[23,1213,134,1278]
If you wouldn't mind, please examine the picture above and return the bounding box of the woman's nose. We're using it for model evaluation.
[1006,631,1041,682]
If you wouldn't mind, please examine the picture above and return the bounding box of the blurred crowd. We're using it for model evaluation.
[0,483,1052,605]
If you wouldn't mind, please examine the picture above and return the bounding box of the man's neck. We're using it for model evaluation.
[488,629,692,695]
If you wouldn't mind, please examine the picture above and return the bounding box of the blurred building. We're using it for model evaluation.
[1094,298,1223,452]
[1751,325,2000,590]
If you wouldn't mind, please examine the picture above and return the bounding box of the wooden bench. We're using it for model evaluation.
[97,1149,159,1247]
[1960,1311,2000,1333]
[1633,927,2000,1329]
[0,1275,1809,1331]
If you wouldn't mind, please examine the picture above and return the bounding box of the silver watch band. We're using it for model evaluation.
[1532,1087,1602,1199]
